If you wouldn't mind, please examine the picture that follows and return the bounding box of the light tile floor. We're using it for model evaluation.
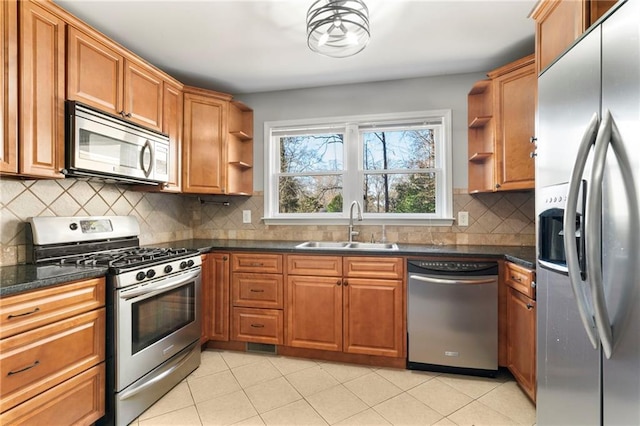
[131,350,536,426]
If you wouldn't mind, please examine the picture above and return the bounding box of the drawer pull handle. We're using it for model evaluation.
[250,324,265,328]
[8,360,40,375]
[7,307,40,319]
[511,275,522,282]
[250,289,264,293]
[249,263,264,267]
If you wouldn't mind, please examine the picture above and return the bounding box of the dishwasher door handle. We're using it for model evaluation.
[409,274,496,285]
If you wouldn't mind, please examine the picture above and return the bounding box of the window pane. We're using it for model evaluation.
[279,175,343,213]
[280,134,344,173]
[363,173,436,213]
[363,129,436,170]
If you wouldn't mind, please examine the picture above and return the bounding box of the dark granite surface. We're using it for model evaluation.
[1,240,535,298]
[151,239,537,269]
[0,264,108,297]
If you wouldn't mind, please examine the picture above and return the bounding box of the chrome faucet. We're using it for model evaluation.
[348,200,363,242]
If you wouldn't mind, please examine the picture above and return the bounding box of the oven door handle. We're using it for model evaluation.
[118,344,195,400]
[120,269,201,300]
[409,275,496,285]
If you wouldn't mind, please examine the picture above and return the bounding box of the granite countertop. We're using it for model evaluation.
[152,239,537,269]
[1,240,535,298]
[0,264,108,298]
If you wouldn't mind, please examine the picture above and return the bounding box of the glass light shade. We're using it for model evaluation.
[307,0,370,58]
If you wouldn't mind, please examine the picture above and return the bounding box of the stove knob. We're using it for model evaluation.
[164,265,173,273]
[187,259,195,267]
[136,271,146,281]
[146,269,156,279]
[180,261,188,269]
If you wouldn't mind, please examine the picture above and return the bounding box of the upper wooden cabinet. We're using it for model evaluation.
[1,0,18,174]
[67,26,164,132]
[182,86,232,194]
[468,54,536,193]
[161,81,184,192]
[531,0,617,74]
[1,0,66,179]
[182,87,254,195]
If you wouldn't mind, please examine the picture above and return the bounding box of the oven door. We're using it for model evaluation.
[115,267,201,391]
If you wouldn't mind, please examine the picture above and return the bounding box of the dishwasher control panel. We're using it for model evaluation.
[408,260,499,276]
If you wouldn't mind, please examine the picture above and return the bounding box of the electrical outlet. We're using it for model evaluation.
[458,211,469,227]
[242,210,251,224]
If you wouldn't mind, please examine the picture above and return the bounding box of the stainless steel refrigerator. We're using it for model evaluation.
[536,0,640,424]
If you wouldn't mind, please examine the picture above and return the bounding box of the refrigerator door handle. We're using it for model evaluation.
[588,111,637,359]
[587,110,615,358]
[564,112,600,349]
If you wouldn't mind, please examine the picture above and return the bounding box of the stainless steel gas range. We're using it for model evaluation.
[27,216,202,426]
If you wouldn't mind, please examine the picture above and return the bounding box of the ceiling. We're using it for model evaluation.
[54,0,537,95]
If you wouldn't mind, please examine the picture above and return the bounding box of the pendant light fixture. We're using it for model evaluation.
[307,0,370,58]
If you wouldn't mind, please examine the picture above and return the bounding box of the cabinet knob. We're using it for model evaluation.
[531,281,536,289]
[336,280,342,286]
[530,136,537,144]
[526,303,534,310]
[530,152,537,158]
[343,279,349,286]
[495,183,501,189]
[222,256,228,261]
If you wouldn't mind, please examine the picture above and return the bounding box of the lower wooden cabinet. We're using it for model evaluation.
[230,253,284,344]
[505,262,536,402]
[0,277,106,425]
[201,253,230,342]
[0,363,105,426]
[286,255,405,358]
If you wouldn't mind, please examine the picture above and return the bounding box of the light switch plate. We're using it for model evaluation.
[242,210,251,224]
[458,211,469,227]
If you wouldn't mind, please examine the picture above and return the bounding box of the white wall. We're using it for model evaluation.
[235,72,486,191]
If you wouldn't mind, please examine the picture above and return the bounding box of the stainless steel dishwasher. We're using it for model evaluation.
[407,259,499,377]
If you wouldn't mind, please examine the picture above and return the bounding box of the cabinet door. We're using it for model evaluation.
[123,59,163,131]
[182,93,228,194]
[507,287,536,401]
[1,0,18,174]
[202,253,230,342]
[162,81,183,192]
[0,363,105,426]
[67,26,123,115]
[286,275,342,351]
[19,0,65,178]
[343,278,404,357]
[493,60,536,191]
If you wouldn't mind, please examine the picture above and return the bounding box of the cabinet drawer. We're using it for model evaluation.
[231,307,283,345]
[0,308,105,412]
[232,273,283,309]
[232,253,283,274]
[505,262,535,299]
[0,277,105,339]
[287,255,342,276]
[344,257,404,279]
[0,363,105,425]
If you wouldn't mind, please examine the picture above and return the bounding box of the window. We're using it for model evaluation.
[264,110,453,225]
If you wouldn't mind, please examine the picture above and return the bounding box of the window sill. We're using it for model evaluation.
[262,217,455,227]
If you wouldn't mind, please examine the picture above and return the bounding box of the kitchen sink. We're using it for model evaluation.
[295,241,399,251]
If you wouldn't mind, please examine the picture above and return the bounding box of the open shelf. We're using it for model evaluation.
[469,116,492,128]
[469,152,493,163]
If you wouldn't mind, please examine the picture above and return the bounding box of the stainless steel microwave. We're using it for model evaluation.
[64,101,169,185]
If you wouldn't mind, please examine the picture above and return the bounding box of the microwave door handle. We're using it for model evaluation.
[564,112,599,349]
[140,140,154,177]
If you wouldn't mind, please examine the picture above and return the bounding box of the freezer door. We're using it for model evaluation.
[601,0,640,424]
[536,24,602,425]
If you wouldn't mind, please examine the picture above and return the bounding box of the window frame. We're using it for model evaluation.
[264,110,454,226]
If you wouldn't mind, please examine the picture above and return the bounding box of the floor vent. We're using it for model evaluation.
[246,342,277,354]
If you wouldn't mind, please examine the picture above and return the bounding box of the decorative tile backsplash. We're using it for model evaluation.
[0,179,534,266]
